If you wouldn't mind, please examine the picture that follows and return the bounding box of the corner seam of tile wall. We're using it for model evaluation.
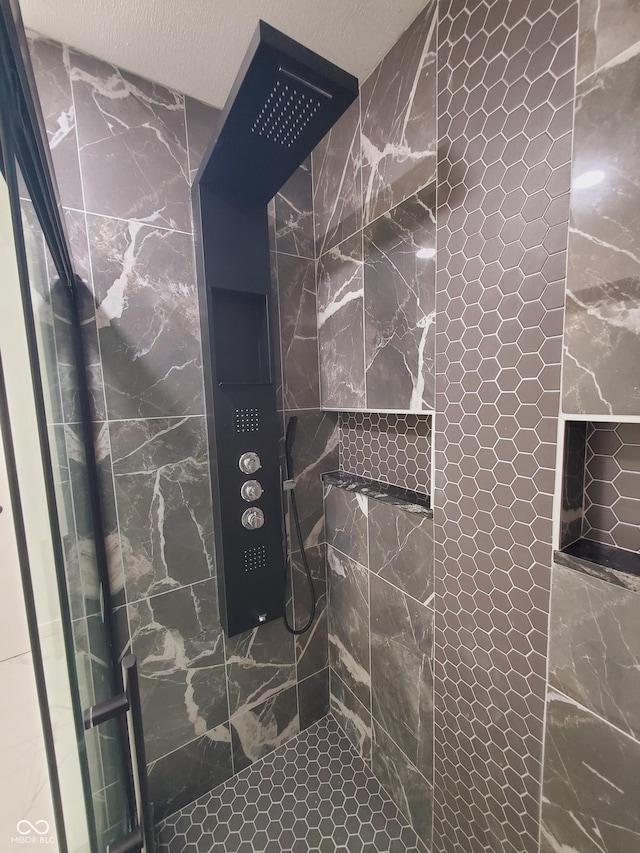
[538,5,582,845]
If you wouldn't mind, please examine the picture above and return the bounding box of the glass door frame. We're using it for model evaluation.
[0,0,138,847]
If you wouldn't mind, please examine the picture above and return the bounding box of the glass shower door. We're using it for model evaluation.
[20,182,135,850]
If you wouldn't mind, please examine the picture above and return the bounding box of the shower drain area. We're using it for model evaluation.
[156,716,427,852]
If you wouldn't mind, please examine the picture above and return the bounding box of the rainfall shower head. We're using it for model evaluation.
[197,21,358,203]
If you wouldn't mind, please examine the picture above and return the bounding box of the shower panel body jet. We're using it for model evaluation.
[193,21,357,637]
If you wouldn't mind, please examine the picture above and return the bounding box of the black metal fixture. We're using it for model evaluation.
[194,21,357,637]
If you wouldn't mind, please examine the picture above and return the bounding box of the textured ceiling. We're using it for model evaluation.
[18,0,429,107]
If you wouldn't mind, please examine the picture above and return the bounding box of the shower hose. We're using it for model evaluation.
[282,415,316,635]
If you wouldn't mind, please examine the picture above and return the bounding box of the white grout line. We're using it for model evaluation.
[62,205,193,236]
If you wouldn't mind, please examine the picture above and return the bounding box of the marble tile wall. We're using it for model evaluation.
[313,2,437,413]
[29,32,336,824]
[562,0,640,416]
[541,561,640,851]
[324,483,434,848]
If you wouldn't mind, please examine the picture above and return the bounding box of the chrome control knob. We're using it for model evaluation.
[242,508,265,529]
[239,452,261,475]
[241,480,264,502]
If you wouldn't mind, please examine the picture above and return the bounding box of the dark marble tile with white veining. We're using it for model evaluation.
[298,668,330,731]
[225,614,295,717]
[109,417,214,603]
[285,410,339,550]
[542,690,640,835]
[364,186,436,411]
[327,545,370,709]
[361,3,437,224]
[549,563,640,740]
[370,574,433,778]
[330,669,372,763]
[230,684,299,773]
[148,723,232,822]
[88,215,204,420]
[277,254,319,410]
[293,545,328,682]
[92,422,125,608]
[373,720,432,849]
[577,0,640,83]
[275,158,314,259]
[556,544,640,593]
[126,578,226,762]
[563,49,640,416]
[560,420,586,549]
[62,207,107,422]
[317,233,366,408]
[541,798,640,853]
[313,98,362,256]
[322,470,432,514]
[368,499,434,604]
[184,96,220,182]
[324,484,368,567]
[70,49,191,231]
[28,34,83,210]
[19,198,64,425]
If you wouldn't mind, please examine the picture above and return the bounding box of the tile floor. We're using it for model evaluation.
[156,715,428,852]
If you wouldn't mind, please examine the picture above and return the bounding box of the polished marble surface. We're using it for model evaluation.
[368,499,434,604]
[563,45,640,416]
[313,99,362,257]
[577,0,640,82]
[126,579,227,763]
[556,542,640,591]
[373,720,432,849]
[364,186,436,411]
[225,614,295,718]
[370,575,433,780]
[327,545,371,709]
[29,33,83,210]
[109,417,214,603]
[230,685,299,774]
[317,233,366,409]
[325,484,369,568]
[89,216,203,420]
[275,157,314,259]
[543,691,640,839]
[549,562,640,740]
[361,2,437,225]
[330,669,372,763]
[277,255,319,411]
[323,470,431,514]
[71,49,191,232]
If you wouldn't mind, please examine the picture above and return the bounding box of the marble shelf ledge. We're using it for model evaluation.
[555,539,640,595]
[322,470,432,516]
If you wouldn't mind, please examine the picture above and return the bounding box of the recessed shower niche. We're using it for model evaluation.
[559,420,640,575]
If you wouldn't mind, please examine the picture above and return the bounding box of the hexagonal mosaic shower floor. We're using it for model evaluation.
[156,716,428,852]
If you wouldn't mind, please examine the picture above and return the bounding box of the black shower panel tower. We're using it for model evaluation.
[193,21,358,637]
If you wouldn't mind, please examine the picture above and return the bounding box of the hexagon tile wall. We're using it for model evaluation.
[433,1,578,852]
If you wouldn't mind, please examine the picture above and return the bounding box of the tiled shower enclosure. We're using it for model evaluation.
[25,0,640,850]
